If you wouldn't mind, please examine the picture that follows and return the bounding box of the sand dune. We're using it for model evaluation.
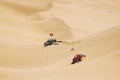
[54,26,120,80]
[0,0,120,80]
[0,25,119,80]
[0,0,72,45]
[51,0,120,39]
[0,0,53,15]
[0,17,72,44]
[0,0,72,68]
[77,26,120,60]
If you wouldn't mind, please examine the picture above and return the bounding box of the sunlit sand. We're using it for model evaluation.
[0,0,120,80]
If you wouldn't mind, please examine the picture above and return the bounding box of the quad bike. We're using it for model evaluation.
[44,39,57,47]
[43,38,68,47]
[71,54,86,64]
[71,58,81,64]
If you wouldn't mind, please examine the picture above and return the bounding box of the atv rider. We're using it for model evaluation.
[44,38,57,47]
[71,54,86,64]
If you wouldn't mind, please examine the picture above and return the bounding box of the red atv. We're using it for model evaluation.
[71,54,86,64]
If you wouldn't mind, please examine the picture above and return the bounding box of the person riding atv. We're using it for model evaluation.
[71,54,86,64]
[44,38,57,47]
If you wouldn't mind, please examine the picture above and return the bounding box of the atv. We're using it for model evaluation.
[44,39,57,47]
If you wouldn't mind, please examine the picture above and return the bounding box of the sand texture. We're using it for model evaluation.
[0,0,120,80]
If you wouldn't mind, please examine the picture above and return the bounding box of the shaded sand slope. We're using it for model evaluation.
[0,1,73,68]
[0,0,72,45]
[0,0,53,15]
[0,17,72,45]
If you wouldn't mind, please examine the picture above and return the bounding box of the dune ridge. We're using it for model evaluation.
[0,0,53,15]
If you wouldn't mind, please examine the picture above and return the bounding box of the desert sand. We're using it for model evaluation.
[0,0,120,80]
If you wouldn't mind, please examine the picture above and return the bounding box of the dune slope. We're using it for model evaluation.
[0,0,120,80]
